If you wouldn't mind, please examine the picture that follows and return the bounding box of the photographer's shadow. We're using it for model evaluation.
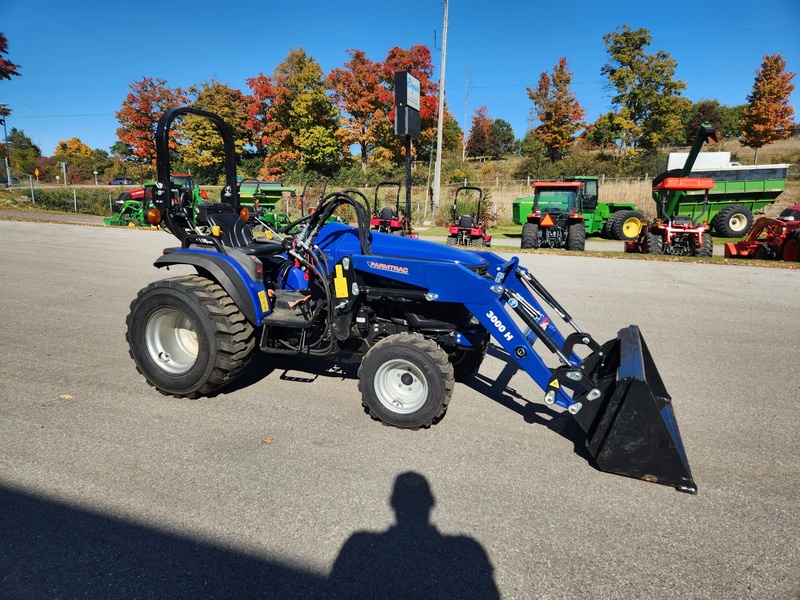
[325,472,499,599]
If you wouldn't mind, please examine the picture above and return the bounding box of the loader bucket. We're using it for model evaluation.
[571,326,697,493]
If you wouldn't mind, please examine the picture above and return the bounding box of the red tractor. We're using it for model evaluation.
[446,186,492,247]
[723,204,800,262]
[626,177,715,258]
[370,181,417,237]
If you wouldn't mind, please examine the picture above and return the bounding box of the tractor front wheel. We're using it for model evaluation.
[521,222,539,249]
[359,333,454,429]
[782,230,800,262]
[126,275,255,398]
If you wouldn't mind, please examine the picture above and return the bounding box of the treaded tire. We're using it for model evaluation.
[782,230,800,262]
[712,204,753,238]
[358,332,454,429]
[521,222,539,249]
[126,275,255,398]
[566,222,586,251]
[445,236,457,246]
[646,231,664,255]
[611,210,644,241]
[695,232,713,258]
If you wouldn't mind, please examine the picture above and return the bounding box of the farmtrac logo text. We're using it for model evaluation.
[367,261,409,275]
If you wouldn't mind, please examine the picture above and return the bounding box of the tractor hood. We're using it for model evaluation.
[315,222,489,273]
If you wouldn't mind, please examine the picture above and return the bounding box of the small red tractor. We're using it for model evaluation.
[370,181,417,237]
[723,204,800,262]
[626,177,715,258]
[446,185,492,247]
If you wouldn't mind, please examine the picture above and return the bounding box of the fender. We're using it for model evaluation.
[154,250,266,325]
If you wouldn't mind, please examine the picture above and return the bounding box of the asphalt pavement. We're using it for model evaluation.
[1,219,798,599]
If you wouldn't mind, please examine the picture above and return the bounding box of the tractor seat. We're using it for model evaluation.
[379,207,396,221]
[671,215,692,226]
[205,212,284,259]
[458,215,475,228]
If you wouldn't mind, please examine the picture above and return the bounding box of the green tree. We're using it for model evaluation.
[527,57,585,161]
[487,119,517,158]
[182,80,249,183]
[7,128,41,175]
[601,26,686,149]
[719,104,746,139]
[247,48,340,178]
[0,32,21,80]
[740,53,796,164]
[115,77,188,164]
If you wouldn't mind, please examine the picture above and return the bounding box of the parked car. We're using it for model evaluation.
[108,177,134,185]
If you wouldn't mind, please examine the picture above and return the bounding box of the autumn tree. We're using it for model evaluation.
[465,106,492,158]
[327,49,385,172]
[740,53,796,164]
[0,33,21,80]
[182,80,249,183]
[247,48,340,178]
[54,138,94,183]
[600,26,686,149]
[115,77,188,164]
[7,128,40,175]
[527,57,585,161]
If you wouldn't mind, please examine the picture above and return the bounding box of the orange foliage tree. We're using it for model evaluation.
[115,77,188,164]
[740,53,796,164]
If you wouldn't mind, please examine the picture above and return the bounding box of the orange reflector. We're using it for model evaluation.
[540,214,555,227]
[239,207,250,221]
[201,189,208,200]
[146,208,162,225]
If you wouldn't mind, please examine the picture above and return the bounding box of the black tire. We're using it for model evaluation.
[449,333,489,381]
[602,212,623,238]
[358,332,454,429]
[695,232,713,258]
[445,236,457,246]
[646,231,664,255]
[472,237,485,247]
[521,222,539,249]
[126,275,255,398]
[782,230,800,262]
[611,210,644,241]
[117,191,133,202]
[712,205,754,238]
[566,222,586,251]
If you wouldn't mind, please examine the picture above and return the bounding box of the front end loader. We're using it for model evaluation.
[126,107,697,493]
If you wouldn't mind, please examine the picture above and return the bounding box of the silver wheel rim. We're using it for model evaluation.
[373,359,428,414]
[145,307,198,374]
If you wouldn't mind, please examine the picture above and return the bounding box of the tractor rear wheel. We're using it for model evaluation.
[126,275,255,398]
[782,230,800,262]
[359,332,454,429]
[695,232,713,258]
[521,222,539,249]
[445,236,457,246]
[712,205,753,237]
[646,231,664,255]
[566,222,586,251]
[612,210,644,241]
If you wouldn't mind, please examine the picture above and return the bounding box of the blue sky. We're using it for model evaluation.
[1,0,798,156]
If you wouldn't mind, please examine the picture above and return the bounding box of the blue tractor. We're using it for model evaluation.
[126,108,697,493]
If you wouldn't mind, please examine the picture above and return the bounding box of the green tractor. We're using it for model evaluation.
[517,181,586,251]
[512,176,643,242]
[104,174,207,227]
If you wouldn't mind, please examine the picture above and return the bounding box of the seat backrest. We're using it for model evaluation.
[379,207,396,221]
[206,213,254,247]
[458,215,474,228]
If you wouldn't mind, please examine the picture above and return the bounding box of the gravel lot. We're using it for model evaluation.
[1,219,798,599]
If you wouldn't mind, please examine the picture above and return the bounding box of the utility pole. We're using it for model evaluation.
[0,103,11,187]
[432,0,449,214]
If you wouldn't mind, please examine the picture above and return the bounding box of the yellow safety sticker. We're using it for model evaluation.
[334,264,349,298]
[258,290,269,313]
[549,379,560,389]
